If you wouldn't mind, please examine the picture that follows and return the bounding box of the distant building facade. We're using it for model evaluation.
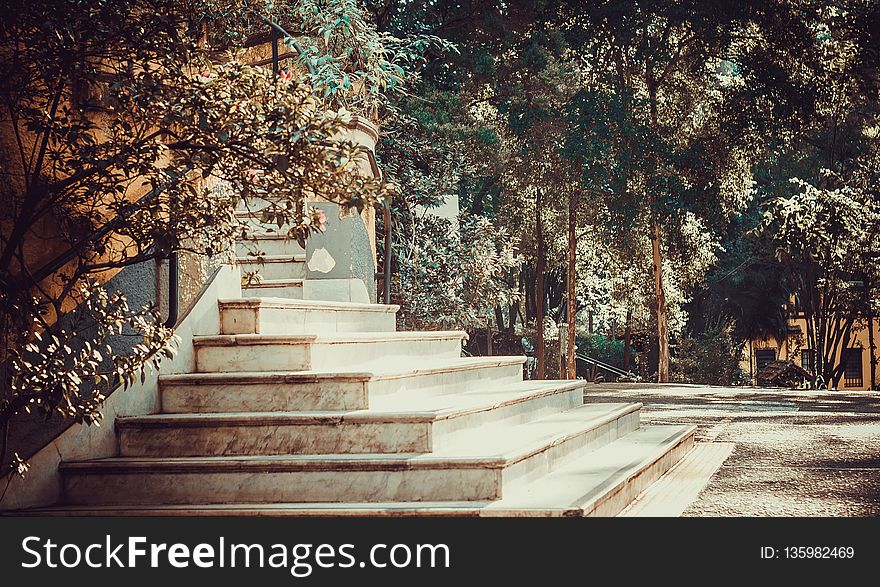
[742,315,879,391]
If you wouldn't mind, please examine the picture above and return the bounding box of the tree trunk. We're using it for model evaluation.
[494,306,505,333]
[623,307,632,371]
[866,279,877,390]
[546,269,564,312]
[559,322,567,379]
[514,269,525,331]
[0,416,8,474]
[535,189,545,380]
[486,318,493,356]
[818,277,857,390]
[817,287,828,387]
[749,338,754,384]
[566,190,577,379]
[803,277,818,388]
[470,176,494,215]
[651,218,669,383]
[646,77,669,384]
[523,266,535,321]
[824,307,856,390]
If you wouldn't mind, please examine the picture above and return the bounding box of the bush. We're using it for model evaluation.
[576,334,625,367]
[393,213,520,331]
[671,327,746,386]
[575,334,632,380]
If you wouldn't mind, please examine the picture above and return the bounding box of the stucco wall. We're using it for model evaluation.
[3,258,158,472]
[0,264,241,511]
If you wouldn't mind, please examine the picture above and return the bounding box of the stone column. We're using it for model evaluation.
[302,116,380,304]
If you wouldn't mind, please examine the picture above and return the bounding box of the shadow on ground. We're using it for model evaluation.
[584,384,880,516]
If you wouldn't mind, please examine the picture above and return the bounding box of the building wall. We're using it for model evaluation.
[741,317,879,391]
[0,265,242,511]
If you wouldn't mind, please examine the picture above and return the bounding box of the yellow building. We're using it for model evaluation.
[743,316,879,391]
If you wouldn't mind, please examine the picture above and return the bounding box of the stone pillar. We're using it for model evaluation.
[342,116,380,270]
[303,116,380,304]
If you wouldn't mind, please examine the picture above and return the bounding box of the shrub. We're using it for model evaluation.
[671,327,746,386]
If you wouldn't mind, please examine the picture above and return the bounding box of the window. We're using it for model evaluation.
[800,349,815,374]
[842,348,863,387]
[755,349,776,371]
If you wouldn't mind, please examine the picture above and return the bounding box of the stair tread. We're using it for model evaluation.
[64,403,637,471]
[368,379,583,413]
[483,424,697,515]
[237,232,303,240]
[119,380,586,427]
[40,425,694,517]
[618,442,734,517]
[218,297,399,312]
[241,278,304,287]
[430,401,638,459]
[6,503,492,516]
[192,330,467,345]
[160,355,526,383]
[236,255,306,263]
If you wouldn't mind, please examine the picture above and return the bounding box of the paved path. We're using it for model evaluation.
[585,384,880,516]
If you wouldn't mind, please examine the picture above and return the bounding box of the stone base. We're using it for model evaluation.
[303,278,371,304]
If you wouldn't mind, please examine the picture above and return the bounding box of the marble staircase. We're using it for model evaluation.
[38,222,696,516]
[236,210,307,299]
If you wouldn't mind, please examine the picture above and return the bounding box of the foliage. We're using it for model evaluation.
[670,327,747,387]
[266,0,455,117]
[760,171,880,387]
[376,87,475,210]
[763,175,876,279]
[393,212,520,331]
[0,279,176,472]
[576,334,626,370]
[362,1,761,381]
[686,200,792,344]
[0,0,400,474]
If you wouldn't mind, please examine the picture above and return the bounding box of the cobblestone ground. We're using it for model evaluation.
[585,385,880,516]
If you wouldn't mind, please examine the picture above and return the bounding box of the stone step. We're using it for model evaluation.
[618,442,733,517]
[236,234,305,257]
[241,278,304,299]
[159,356,527,413]
[235,209,293,233]
[236,255,306,280]
[235,196,283,212]
[219,297,398,335]
[370,380,586,450]
[192,331,467,373]
[117,380,586,457]
[479,424,697,516]
[235,208,279,218]
[60,403,642,506]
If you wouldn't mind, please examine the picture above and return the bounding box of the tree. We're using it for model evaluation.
[761,173,880,388]
[0,0,427,475]
[363,0,880,389]
[738,0,880,388]
[559,1,761,382]
[287,0,454,119]
[685,199,792,383]
[371,1,752,382]
[392,212,520,331]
